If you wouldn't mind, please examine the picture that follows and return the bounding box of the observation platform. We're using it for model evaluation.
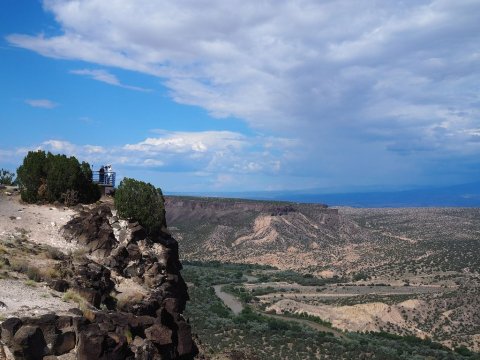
[92,170,116,195]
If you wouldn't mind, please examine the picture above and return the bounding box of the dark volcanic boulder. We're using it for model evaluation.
[52,331,76,355]
[1,317,23,345]
[1,314,78,358]
[128,221,147,242]
[49,256,118,310]
[25,313,59,353]
[76,322,132,360]
[12,325,47,360]
[62,204,118,257]
[76,323,105,360]
[176,320,195,357]
[78,262,115,308]
[145,323,173,346]
[50,279,70,292]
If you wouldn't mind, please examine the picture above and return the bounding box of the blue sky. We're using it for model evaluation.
[1,0,479,193]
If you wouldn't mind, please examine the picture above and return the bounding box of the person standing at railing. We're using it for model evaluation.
[105,164,113,185]
[99,166,105,184]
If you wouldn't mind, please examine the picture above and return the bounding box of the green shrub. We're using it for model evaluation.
[16,150,100,204]
[0,168,15,185]
[115,178,166,236]
[454,345,474,356]
[16,151,46,202]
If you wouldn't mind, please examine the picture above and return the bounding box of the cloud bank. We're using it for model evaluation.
[7,0,480,188]
[0,130,297,191]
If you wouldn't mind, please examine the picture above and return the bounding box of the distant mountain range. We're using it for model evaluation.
[169,181,480,207]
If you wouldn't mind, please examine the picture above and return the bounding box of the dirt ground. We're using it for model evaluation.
[0,190,77,252]
[0,190,80,319]
[0,279,73,319]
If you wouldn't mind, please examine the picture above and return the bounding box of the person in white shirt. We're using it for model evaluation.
[105,164,113,185]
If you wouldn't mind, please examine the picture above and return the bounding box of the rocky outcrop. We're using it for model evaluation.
[1,310,195,359]
[1,314,75,359]
[269,205,297,216]
[50,258,117,309]
[1,204,197,359]
[62,205,117,258]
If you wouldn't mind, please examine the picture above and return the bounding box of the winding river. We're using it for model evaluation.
[213,281,345,339]
[213,284,244,315]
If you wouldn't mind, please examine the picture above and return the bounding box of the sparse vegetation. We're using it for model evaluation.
[0,230,66,285]
[63,289,88,311]
[0,168,15,185]
[124,329,133,344]
[170,197,480,352]
[10,259,42,282]
[0,244,8,254]
[44,245,66,260]
[256,270,340,286]
[24,279,37,287]
[285,311,333,328]
[183,262,477,359]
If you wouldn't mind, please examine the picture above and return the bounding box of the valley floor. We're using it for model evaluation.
[182,262,480,359]
[167,196,480,355]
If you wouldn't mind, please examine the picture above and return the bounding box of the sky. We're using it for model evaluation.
[0,0,479,193]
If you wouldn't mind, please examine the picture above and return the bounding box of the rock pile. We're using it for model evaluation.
[269,205,297,216]
[0,204,197,359]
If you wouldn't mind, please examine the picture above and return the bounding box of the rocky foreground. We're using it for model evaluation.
[0,202,197,359]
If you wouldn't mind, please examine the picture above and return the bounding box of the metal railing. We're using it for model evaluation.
[92,171,116,187]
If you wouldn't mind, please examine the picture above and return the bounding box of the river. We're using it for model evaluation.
[213,284,244,315]
[213,282,345,338]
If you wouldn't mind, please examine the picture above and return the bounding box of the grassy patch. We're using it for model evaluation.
[63,289,88,311]
[24,279,37,287]
[10,259,43,282]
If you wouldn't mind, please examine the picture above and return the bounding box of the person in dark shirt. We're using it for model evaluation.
[99,166,105,184]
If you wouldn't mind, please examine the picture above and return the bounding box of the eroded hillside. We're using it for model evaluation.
[166,197,342,271]
[166,196,480,278]
[166,196,480,352]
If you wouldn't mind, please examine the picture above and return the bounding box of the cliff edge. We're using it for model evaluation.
[0,202,197,359]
